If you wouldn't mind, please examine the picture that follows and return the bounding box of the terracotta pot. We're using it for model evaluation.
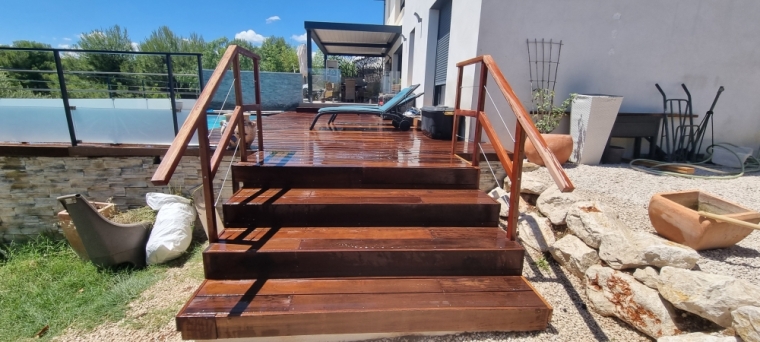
[58,202,116,261]
[649,190,760,250]
[223,114,256,148]
[524,134,573,166]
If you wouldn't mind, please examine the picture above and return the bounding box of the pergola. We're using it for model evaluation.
[304,21,402,102]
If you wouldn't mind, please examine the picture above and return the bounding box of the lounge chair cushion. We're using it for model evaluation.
[317,106,383,114]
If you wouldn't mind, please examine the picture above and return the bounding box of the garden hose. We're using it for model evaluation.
[629,143,760,179]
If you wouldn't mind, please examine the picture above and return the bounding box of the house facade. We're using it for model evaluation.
[385,0,760,154]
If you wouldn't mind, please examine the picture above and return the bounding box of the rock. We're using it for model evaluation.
[657,332,740,342]
[520,172,549,195]
[517,212,555,252]
[488,187,510,217]
[732,306,760,342]
[522,161,540,172]
[598,232,699,270]
[657,267,760,327]
[633,267,660,289]
[549,234,600,279]
[479,162,507,193]
[566,201,627,248]
[536,185,578,225]
[585,265,681,338]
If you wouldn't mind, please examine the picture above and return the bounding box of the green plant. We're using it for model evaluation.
[531,89,576,134]
[535,257,550,271]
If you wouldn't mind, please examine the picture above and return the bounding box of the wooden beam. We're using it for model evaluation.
[481,55,574,192]
[454,109,478,117]
[456,56,485,68]
[506,123,526,240]
[253,58,264,153]
[232,54,247,162]
[451,65,464,155]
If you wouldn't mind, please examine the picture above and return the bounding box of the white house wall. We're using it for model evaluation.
[476,0,760,153]
[395,0,482,110]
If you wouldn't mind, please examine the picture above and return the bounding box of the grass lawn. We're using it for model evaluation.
[0,236,203,341]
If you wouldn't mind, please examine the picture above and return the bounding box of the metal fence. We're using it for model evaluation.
[0,47,204,146]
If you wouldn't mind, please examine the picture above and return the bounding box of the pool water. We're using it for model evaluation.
[206,114,257,130]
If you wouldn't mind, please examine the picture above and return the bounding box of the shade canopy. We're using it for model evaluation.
[305,21,401,57]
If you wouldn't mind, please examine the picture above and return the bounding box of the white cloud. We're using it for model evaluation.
[131,42,139,51]
[57,44,70,49]
[235,29,266,44]
[291,33,307,43]
[266,16,281,24]
[63,37,72,41]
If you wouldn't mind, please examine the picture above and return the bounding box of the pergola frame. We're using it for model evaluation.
[304,21,402,102]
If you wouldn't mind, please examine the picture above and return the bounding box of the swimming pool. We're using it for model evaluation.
[206,114,257,130]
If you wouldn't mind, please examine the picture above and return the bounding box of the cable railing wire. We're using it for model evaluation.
[483,85,516,142]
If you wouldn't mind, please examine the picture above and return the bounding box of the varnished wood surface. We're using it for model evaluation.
[228,112,472,168]
[232,164,480,189]
[222,188,500,227]
[176,276,552,339]
[204,227,523,279]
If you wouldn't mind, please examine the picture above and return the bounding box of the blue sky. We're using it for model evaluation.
[0,0,385,48]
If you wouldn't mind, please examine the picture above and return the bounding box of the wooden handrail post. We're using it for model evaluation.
[196,110,218,243]
[232,53,247,162]
[451,66,464,155]
[471,62,489,166]
[506,123,526,241]
[253,58,264,154]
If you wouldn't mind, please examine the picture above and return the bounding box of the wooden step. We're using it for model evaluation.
[176,276,552,340]
[232,163,480,189]
[204,227,523,279]
[223,188,500,227]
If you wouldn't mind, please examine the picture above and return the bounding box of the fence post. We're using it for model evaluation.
[53,50,78,146]
[506,123,526,240]
[166,54,179,136]
[196,54,205,93]
[471,62,488,166]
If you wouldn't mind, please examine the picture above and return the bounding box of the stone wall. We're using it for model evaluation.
[0,155,232,242]
[203,70,302,111]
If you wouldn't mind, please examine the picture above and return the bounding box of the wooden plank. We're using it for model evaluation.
[456,55,485,67]
[234,45,261,60]
[631,159,695,174]
[210,306,550,337]
[452,65,465,155]
[253,58,264,153]
[479,111,514,176]
[194,277,534,297]
[454,109,478,117]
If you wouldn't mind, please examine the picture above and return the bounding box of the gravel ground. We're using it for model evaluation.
[57,164,760,342]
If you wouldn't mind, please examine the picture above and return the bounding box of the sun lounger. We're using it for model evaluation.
[309,85,420,131]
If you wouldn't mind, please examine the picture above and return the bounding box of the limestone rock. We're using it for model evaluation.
[488,187,510,217]
[536,185,578,225]
[633,267,660,289]
[566,201,627,248]
[517,212,555,252]
[598,232,699,270]
[502,172,548,195]
[658,267,760,327]
[549,234,600,279]
[585,265,681,338]
[657,332,740,342]
[522,161,540,172]
[732,306,760,342]
[520,172,549,195]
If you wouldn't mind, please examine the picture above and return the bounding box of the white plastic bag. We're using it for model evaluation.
[145,193,196,265]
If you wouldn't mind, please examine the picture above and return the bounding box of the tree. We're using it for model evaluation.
[0,41,55,94]
[0,71,41,98]
[258,37,298,72]
[76,25,134,72]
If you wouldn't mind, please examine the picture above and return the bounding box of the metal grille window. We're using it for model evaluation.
[434,0,452,86]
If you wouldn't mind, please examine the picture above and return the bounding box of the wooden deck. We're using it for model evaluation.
[176,111,552,340]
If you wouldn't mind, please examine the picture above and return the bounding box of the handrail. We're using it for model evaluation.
[151,45,262,243]
[451,55,575,240]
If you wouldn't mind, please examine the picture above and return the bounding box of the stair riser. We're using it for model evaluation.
[203,249,524,279]
[179,308,550,340]
[223,204,500,227]
[232,165,480,189]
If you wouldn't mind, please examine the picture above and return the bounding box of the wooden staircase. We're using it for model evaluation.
[176,163,552,340]
[151,50,570,340]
